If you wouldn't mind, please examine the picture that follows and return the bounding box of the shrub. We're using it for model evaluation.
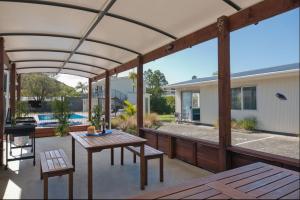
[52,97,71,136]
[111,113,161,134]
[123,100,136,116]
[213,117,257,131]
[238,117,257,130]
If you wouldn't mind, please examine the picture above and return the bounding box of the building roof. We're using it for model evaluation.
[0,0,262,78]
[168,63,300,88]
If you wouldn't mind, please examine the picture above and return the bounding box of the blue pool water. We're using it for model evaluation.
[38,113,86,121]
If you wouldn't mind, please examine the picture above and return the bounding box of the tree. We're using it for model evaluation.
[192,75,197,79]
[21,73,79,101]
[75,81,88,94]
[128,71,137,92]
[212,71,218,76]
[144,69,168,97]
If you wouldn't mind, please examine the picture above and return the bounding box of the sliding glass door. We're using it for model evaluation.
[181,91,200,121]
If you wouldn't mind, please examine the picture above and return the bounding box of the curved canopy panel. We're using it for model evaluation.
[0,0,262,78]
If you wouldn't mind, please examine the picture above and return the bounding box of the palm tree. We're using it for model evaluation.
[128,71,137,92]
[75,82,88,94]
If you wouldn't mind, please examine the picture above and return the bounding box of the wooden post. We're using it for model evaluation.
[88,78,92,121]
[136,56,144,136]
[105,71,110,128]
[217,16,231,171]
[17,74,21,101]
[10,63,16,119]
[0,37,4,166]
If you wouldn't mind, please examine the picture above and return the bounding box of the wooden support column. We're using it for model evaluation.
[217,16,231,171]
[10,63,16,119]
[0,37,4,166]
[136,56,144,136]
[17,74,21,101]
[105,71,110,128]
[88,78,92,121]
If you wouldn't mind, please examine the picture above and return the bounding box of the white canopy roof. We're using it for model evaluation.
[0,0,262,78]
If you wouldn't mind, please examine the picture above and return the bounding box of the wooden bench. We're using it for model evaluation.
[40,149,73,200]
[121,145,164,185]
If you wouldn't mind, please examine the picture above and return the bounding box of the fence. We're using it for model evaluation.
[21,96,89,128]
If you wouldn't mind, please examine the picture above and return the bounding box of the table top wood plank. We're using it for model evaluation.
[70,130,146,150]
[131,162,300,200]
[183,189,220,199]
[258,180,300,199]
[219,166,272,184]
[280,189,300,199]
[248,175,299,198]
[237,171,291,193]
[207,193,231,199]
[228,169,282,188]
[160,185,210,199]
[207,181,256,199]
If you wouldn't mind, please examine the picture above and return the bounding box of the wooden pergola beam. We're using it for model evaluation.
[10,63,16,119]
[217,16,231,171]
[91,0,299,82]
[136,56,144,136]
[88,78,92,121]
[0,37,4,166]
[17,74,21,101]
[105,71,110,128]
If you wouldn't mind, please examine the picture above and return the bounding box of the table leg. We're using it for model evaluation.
[111,148,114,165]
[69,172,73,200]
[160,156,164,182]
[140,143,145,190]
[5,134,8,170]
[72,137,75,171]
[33,131,36,166]
[44,174,48,200]
[88,150,93,200]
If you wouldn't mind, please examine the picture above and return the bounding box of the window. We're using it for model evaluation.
[231,88,241,110]
[192,92,200,108]
[243,87,257,110]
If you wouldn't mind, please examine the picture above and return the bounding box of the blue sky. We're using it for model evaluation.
[59,8,299,86]
[142,8,300,84]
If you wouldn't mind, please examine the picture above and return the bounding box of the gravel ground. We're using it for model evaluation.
[158,123,299,159]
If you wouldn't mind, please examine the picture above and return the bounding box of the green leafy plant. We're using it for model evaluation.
[238,117,257,131]
[90,105,103,130]
[16,101,29,118]
[52,97,71,136]
[123,100,136,116]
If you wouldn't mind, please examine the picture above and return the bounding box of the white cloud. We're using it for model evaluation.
[56,74,88,87]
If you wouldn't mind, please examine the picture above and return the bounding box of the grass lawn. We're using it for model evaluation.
[159,114,175,123]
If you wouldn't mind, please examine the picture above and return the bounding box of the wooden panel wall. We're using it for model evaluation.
[140,128,299,173]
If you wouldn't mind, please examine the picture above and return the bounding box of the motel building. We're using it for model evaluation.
[168,63,299,135]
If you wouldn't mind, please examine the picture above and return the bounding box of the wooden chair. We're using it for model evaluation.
[40,149,73,200]
[121,145,164,185]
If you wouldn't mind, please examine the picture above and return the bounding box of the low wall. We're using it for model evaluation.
[140,128,300,172]
[35,125,89,138]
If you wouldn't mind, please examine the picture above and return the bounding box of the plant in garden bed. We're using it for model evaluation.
[111,101,160,134]
[52,97,71,136]
[214,117,257,131]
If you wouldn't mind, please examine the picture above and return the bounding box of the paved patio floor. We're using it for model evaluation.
[0,136,212,199]
[158,123,299,159]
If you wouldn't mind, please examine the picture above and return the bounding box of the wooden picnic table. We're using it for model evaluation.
[132,162,300,199]
[70,130,147,199]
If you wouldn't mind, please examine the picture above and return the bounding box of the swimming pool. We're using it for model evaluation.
[38,113,86,121]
